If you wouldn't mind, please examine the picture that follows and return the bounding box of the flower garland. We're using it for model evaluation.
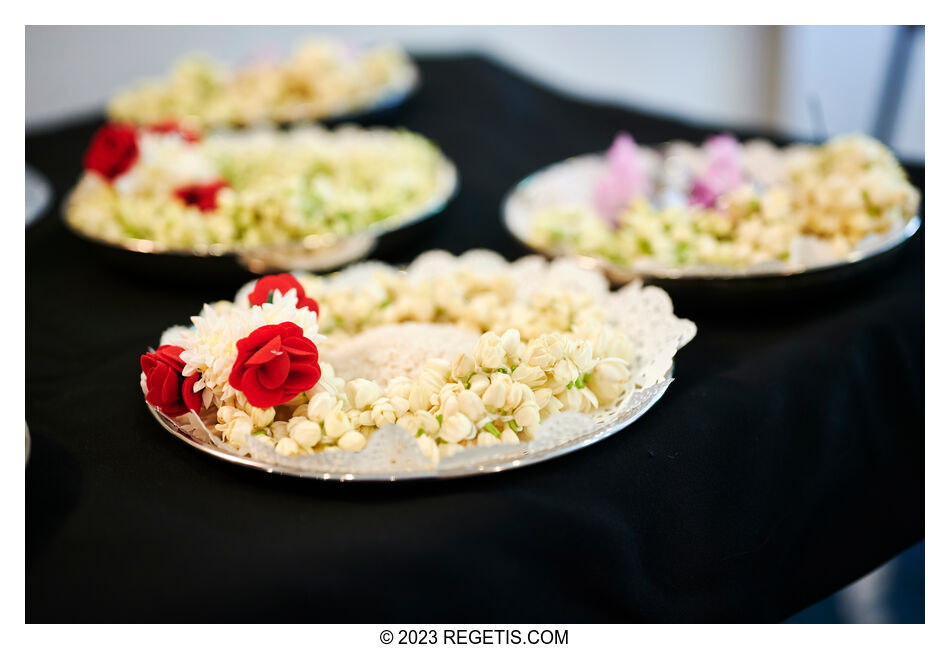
[67,123,448,251]
[107,40,415,130]
[143,265,641,463]
[529,133,920,269]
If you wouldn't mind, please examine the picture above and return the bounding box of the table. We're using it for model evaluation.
[26,55,924,622]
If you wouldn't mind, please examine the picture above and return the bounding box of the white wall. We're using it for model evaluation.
[25,26,924,159]
[778,25,924,160]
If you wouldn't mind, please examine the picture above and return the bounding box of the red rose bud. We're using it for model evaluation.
[229,322,321,408]
[147,120,201,143]
[248,274,320,316]
[174,180,229,212]
[141,345,202,416]
[83,123,139,181]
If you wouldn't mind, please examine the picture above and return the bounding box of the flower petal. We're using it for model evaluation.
[257,352,291,389]
[246,334,283,366]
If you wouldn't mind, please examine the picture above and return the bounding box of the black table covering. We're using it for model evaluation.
[26,55,924,622]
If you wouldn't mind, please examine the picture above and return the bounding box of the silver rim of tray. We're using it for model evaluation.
[148,367,673,482]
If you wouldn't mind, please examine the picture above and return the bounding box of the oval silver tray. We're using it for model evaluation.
[502,152,921,287]
[147,368,673,482]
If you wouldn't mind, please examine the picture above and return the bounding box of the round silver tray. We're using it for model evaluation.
[64,156,458,275]
[502,152,921,287]
[147,368,673,482]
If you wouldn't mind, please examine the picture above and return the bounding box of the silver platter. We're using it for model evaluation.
[502,152,921,286]
[147,368,673,482]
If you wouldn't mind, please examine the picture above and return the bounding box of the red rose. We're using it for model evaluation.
[147,120,201,143]
[229,322,321,408]
[83,123,139,181]
[248,274,320,315]
[173,180,229,212]
[141,345,202,416]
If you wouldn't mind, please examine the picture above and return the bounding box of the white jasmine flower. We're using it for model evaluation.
[474,332,506,369]
[439,413,474,443]
[337,430,367,452]
[451,353,476,380]
[514,401,542,428]
[307,392,337,422]
[482,374,510,411]
[270,421,289,441]
[457,390,488,422]
[390,396,410,418]
[247,406,275,429]
[346,378,382,410]
[370,398,397,427]
[416,435,439,462]
[477,431,500,447]
[511,364,546,388]
[505,383,534,412]
[386,376,414,400]
[323,408,352,439]
[290,420,322,448]
[500,328,522,363]
[587,358,631,403]
[468,373,491,396]
[275,437,303,456]
[416,411,440,435]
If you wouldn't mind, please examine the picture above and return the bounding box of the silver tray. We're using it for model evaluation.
[147,368,674,482]
[502,152,921,288]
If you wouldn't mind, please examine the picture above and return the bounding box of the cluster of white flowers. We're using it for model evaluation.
[67,126,447,250]
[108,40,416,129]
[217,326,632,462]
[153,266,639,463]
[159,289,323,410]
[287,269,614,343]
[530,134,919,269]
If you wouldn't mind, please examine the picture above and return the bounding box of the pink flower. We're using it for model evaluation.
[689,134,744,208]
[594,132,650,228]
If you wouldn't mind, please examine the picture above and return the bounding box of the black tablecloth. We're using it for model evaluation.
[25,55,924,622]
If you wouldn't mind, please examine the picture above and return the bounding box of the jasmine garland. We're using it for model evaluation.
[142,251,696,464]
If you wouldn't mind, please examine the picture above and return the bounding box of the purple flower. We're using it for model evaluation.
[689,134,744,208]
[594,132,650,227]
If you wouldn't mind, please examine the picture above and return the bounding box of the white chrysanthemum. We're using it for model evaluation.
[175,290,324,405]
[114,132,218,196]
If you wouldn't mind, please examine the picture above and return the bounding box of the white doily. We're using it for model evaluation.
[151,250,696,479]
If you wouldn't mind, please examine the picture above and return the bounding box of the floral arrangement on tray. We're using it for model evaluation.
[66,122,453,252]
[521,133,919,273]
[108,40,417,129]
[141,251,696,471]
